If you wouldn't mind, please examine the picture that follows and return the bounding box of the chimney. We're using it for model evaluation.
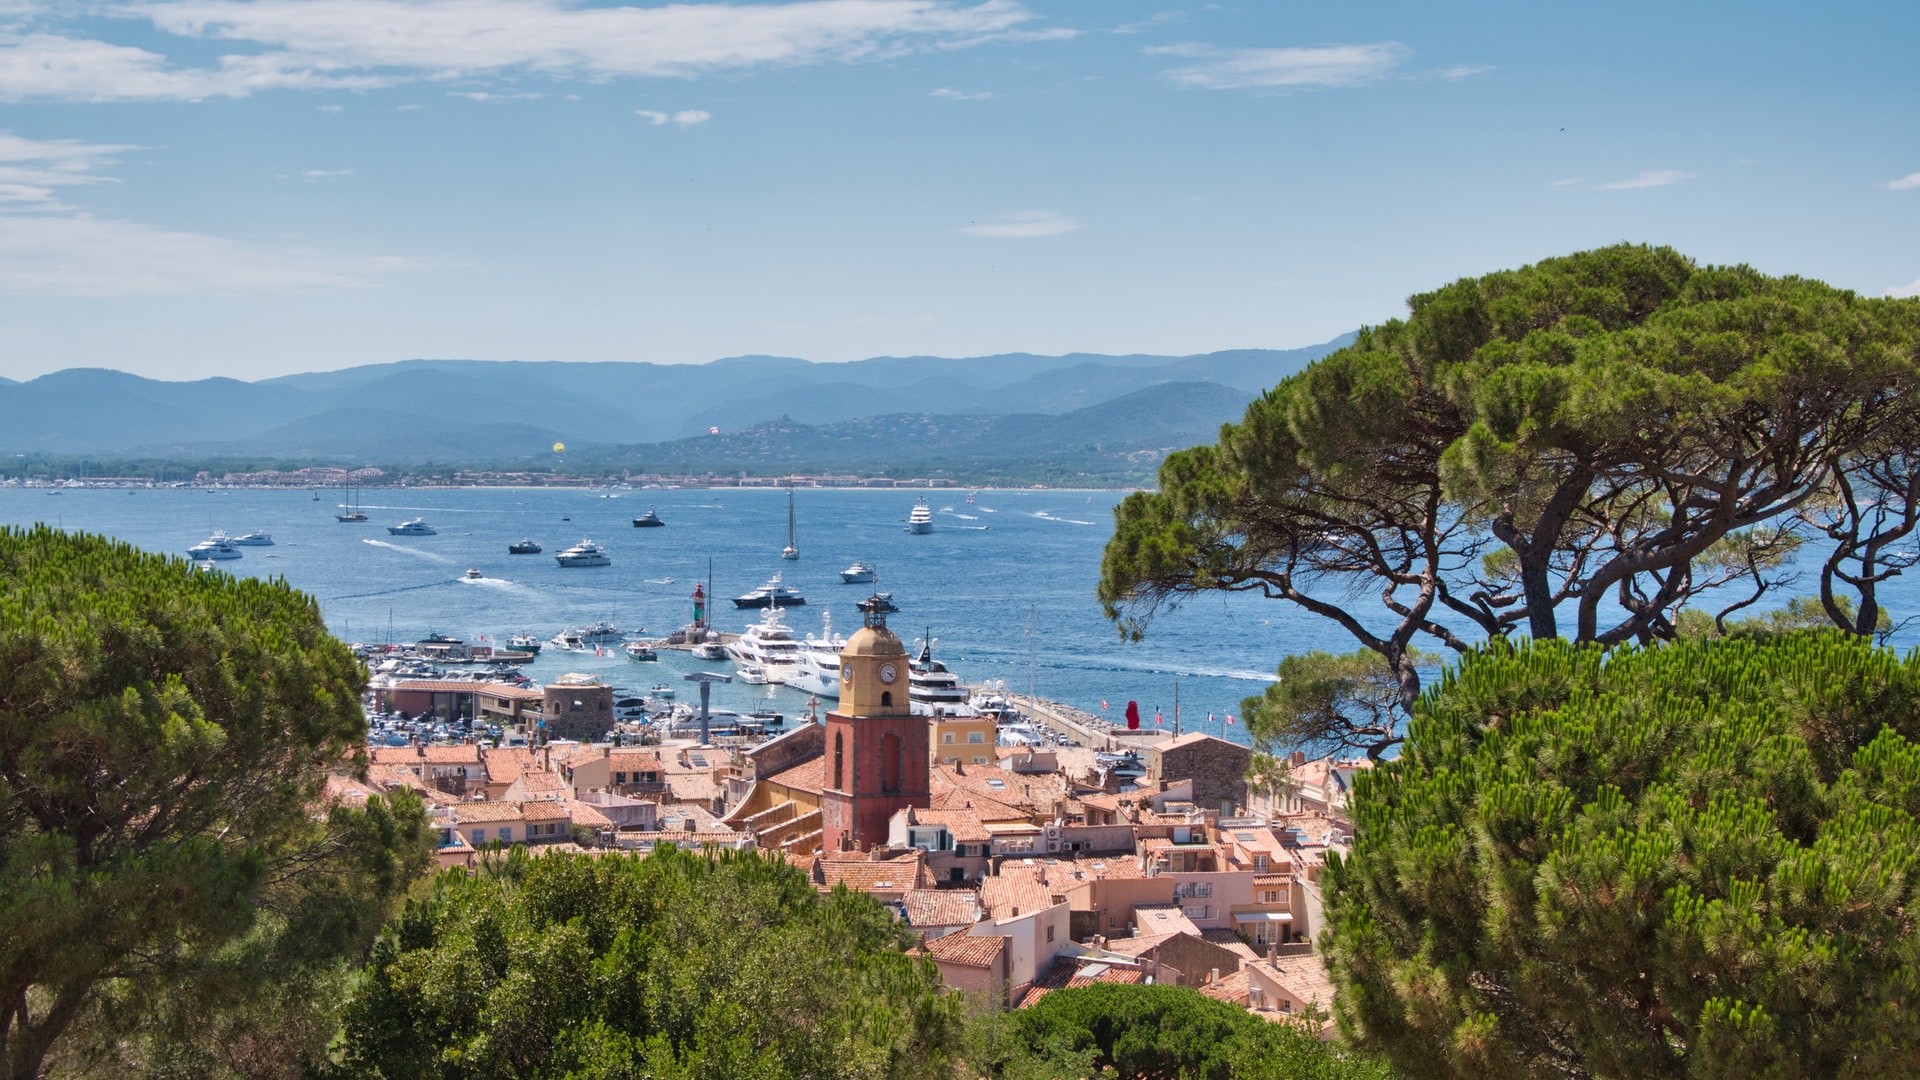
[1289,750,1306,767]
[1208,967,1220,985]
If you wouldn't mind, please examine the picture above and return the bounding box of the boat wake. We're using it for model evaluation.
[644,577,676,585]
[362,538,454,563]
[1030,511,1096,526]
[457,575,540,596]
[949,512,980,521]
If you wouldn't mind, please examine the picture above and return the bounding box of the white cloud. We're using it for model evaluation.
[931,86,991,100]
[299,168,353,179]
[636,108,710,125]
[0,130,411,295]
[1151,41,1407,90]
[1600,169,1697,190]
[396,103,424,110]
[961,209,1080,238]
[1549,177,1582,187]
[0,0,1034,103]
[1890,278,1920,299]
[1884,172,1920,191]
[0,212,414,295]
[317,103,342,111]
[1437,63,1491,79]
[449,90,543,101]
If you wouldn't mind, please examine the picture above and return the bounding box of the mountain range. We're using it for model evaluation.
[0,336,1352,481]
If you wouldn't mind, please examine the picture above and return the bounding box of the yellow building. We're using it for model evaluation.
[929,713,997,767]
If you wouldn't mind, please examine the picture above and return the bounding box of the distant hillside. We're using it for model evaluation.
[0,335,1353,480]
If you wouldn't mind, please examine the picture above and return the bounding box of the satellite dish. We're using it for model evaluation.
[552,442,566,453]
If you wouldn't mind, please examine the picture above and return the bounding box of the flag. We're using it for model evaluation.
[1154,708,1163,726]
[1101,699,1109,711]
[1125,701,1140,730]
[1226,713,1235,725]
[1208,712,1215,725]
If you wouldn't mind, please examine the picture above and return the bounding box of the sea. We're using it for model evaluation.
[8,484,1917,748]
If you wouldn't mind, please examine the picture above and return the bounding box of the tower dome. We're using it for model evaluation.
[842,623,907,658]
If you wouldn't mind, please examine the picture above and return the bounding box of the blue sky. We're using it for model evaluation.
[0,0,1915,381]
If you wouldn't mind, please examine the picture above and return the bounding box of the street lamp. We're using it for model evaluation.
[682,671,732,744]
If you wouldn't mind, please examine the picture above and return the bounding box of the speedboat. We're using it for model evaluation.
[550,621,628,650]
[506,633,543,654]
[839,560,876,584]
[388,518,437,536]
[624,641,659,662]
[464,567,483,579]
[187,532,243,560]
[906,500,933,534]
[508,539,542,554]
[649,683,677,700]
[737,664,769,685]
[230,531,274,546]
[732,572,805,608]
[727,607,805,684]
[555,538,611,567]
[691,641,729,661]
[631,507,665,528]
[785,611,847,699]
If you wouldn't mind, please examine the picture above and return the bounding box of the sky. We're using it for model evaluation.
[0,0,1915,382]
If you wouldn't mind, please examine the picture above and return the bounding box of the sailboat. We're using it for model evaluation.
[780,487,799,561]
[336,476,368,522]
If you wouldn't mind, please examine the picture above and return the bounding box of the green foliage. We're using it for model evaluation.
[1244,649,1411,761]
[1323,631,1920,1078]
[1102,245,1920,715]
[970,983,1392,1080]
[333,847,963,1080]
[0,525,425,1080]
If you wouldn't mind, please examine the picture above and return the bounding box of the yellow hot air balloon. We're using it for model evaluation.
[552,442,566,454]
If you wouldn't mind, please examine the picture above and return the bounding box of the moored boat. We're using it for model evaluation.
[230,530,274,546]
[631,507,665,528]
[508,538,542,554]
[839,560,876,584]
[733,572,806,608]
[906,500,933,534]
[187,532,243,560]
[555,538,611,567]
[388,518,437,536]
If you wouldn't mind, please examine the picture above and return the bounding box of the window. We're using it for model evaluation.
[1174,881,1213,899]
[616,771,627,784]
[972,755,987,764]
[881,691,892,707]
[1253,854,1269,871]
[471,828,485,844]
[1182,905,1211,920]
[1261,890,1280,904]
[880,731,903,794]
[833,731,844,790]
[1046,925,1055,942]
[968,731,984,743]
[943,733,954,744]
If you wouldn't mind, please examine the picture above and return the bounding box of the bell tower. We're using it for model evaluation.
[821,595,929,852]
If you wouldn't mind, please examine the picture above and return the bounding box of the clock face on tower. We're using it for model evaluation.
[842,665,853,684]
[879,663,898,684]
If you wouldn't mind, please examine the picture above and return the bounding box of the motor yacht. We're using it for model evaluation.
[631,507,665,528]
[732,572,806,608]
[388,518,437,536]
[508,538,542,554]
[908,633,970,716]
[550,621,628,650]
[464,567,483,579]
[554,538,611,567]
[726,606,804,685]
[623,641,659,661]
[230,531,274,546]
[506,633,543,654]
[785,611,847,699]
[906,500,933,534]
[839,560,876,584]
[187,532,243,560]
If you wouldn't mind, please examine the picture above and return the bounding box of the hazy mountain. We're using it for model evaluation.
[0,335,1353,478]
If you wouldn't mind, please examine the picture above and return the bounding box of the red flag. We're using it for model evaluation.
[1154,708,1163,726]
[1226,713,1235,725]
[1101,699,1109,711]
[1125,700,1140,730]
[1208,712,1215,725]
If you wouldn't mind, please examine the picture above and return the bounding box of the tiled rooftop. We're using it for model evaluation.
[922,930,1007,969]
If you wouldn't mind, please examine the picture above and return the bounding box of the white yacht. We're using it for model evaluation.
[554,538,611,567]
[388,518,437,536]
[732,572,806,608]
[906,500,933,534]
[839,560,876,584]
[550,621,627,650]
[230,531,274,546]
[785,611,847,699]
[908,634,970,716]
[726,606,804,685]
[187,532,243,560]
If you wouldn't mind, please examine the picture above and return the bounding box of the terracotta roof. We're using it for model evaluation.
[1199,968,1253,1005]
[1253,873,1292,886]
[665,772,725,804]
[1201,929,1261,962]
[370,745,483,766]
[1103,931,1175,957]
[388,679,529,694]
[1014,956,1144,1008]
[902,888,982,927]
[1259,953,1337,1013]
[908,808,991,843]
[519,800,570,821]
[561,799,614,829]
[453,802,525,824]
[1158,732,1240,753]
[1134,905,1203,938]
[482,747,537,785]
[923,930,1007,969]
[980,868,1059,922]
[765,757,826,794]
[610,748,664,768]
[932,763,1063,814]
[515,771,572,794]
[814,851,930,895]
[1052,853,1147,881]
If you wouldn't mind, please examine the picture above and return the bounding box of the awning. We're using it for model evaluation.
[1233,911,1294,923]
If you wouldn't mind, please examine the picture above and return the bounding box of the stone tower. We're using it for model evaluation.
[821,595,929,851]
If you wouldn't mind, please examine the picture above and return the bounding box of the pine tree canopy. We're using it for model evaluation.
[1322,631,1920,1079]
[1100,244,1920,718]
[0,525,421,1080]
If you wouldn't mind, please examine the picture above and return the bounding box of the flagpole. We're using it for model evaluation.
[1173,678,1180,736]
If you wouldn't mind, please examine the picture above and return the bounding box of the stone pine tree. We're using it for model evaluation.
[0,525,426,1080]
[334,846,963,1080]
[1322,631,1920,1079]
[1100,245,1920,740]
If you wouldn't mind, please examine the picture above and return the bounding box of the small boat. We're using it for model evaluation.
[555,539,611,567]
[906,500,933,534]
[631,507,665,528]
[187,532,243,560]
[737,664,769,685]
[388,518,437,536]
[464,567,483,579]
[865,592,901,614]
[780,488,799,561]
[230,531,274,546]
[624,641,659,662]
[733,572,806,609]
[691,641,729,661]
[649,683,677,700]
[839,560,876,584]
[551,621,628,649]
[506,633,543,654]
[508,539,542,554]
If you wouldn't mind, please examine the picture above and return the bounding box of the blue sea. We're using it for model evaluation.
[8,485,1917,745]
